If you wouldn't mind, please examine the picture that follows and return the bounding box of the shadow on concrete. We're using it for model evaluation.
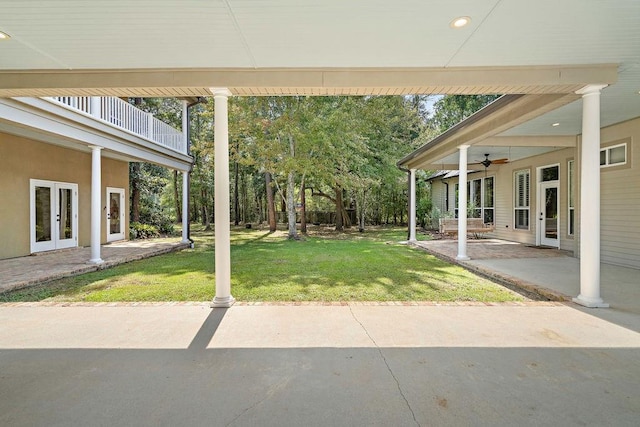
[0,346,638,426]
[188,307,228,350]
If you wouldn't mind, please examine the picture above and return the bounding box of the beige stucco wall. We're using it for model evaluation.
[0,132,129,260]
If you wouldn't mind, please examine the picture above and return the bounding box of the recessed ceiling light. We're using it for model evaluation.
[551,122,560,127]
[450,16,471,28]
[0,31,11,40]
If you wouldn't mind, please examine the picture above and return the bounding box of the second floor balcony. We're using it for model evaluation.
[46,96,186,154]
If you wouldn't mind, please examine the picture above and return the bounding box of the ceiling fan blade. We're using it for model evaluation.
[492,158,509,164]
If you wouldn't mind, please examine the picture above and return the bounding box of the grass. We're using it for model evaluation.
[0,225,523,303]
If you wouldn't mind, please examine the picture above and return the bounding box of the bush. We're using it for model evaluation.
[130,222,160,239]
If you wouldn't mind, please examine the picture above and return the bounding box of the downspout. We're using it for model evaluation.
[185,96,207,246]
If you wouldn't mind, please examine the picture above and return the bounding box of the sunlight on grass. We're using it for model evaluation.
[0,225,523,303]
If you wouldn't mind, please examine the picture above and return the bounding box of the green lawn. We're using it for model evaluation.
[1,225,523,303]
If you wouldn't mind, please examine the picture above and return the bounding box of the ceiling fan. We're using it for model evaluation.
[471,153,509,168]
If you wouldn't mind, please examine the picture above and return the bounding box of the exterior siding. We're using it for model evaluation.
[597,117,639,268]
[428,117,639,269]
[0,132,129,259]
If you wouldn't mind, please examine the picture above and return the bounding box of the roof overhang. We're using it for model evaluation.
[398,92,583,170]
[0,64,618,97]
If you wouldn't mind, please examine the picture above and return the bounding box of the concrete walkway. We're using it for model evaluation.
[0,239,190,293]
[0,303,639,426]
[413,239,640,331]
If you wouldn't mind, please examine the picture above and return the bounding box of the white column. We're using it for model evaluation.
[182,171,190,245]
[457,145,470,261]
[89,145,104,264]
[573,84,608,308]
[211,88,235,308]
[408,169,417,242]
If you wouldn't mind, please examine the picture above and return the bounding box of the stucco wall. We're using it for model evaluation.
[0,132,129,259]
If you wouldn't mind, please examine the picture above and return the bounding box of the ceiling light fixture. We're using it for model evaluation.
[552,122,560,127]
[0,31,11,40]
[450,16,471,28]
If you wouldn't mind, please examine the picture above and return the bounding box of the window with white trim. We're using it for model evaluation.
[454,177,494,222]
[568,160,575,235]
[600,143,627,167]
[514,169,530,230]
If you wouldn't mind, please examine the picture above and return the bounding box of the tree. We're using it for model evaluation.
[429,95,501,133]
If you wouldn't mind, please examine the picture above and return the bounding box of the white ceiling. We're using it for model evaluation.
[0,0,639,139]
[1,0,638,69]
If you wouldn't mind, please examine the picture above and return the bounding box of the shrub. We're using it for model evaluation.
[129,222,160,239]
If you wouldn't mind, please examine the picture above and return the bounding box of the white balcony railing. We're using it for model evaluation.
[47,96,186,154]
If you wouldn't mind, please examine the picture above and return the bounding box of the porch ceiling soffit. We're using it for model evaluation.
[399,92,580,171]
[0,64,618,97]
[0,98,192,171]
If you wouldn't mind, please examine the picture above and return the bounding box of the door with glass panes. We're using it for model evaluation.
[538,165,560,248]
[30,179,78,253]
[106,187,125,242]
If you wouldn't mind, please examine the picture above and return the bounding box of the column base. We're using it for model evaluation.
[89,258,104,265]
[573,295,609,308]
[211,295,236,308]
[456,255,470,261]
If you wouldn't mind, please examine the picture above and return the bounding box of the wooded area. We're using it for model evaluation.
[128,95,498,238]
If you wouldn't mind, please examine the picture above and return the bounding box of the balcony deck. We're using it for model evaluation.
[46,96,185,154]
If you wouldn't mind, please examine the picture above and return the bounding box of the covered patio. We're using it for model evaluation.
[413,238,640,331]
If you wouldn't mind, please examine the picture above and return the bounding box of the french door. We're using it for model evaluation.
[106,187,125,242]
[30,179,78,253]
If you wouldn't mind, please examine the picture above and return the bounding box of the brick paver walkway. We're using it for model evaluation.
[413,238,570,261]
[0,239,190,293]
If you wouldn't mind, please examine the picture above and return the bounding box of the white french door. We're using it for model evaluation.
[30,179,78,253]
[106,187,126,242]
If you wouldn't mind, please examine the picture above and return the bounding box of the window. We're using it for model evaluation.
[541,165,559,181]
[514,169,530,230]
[600,143,627,167]
[454,183,459,218]
[455,176,494,222]
[568,160,575,235]
[483,177,495,224]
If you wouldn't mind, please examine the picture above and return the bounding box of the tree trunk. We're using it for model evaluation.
[359,189,367,232]
[131,162,141,223]
[173,170,181,223]
[335,186,343,232]
[234,156,239,226]
[202,189,211,230]
[265,172,277,232]
[300,178,307,234]
[287,171,297,239]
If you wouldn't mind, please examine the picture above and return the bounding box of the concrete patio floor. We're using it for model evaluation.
[0,237,639,425]
[413,239,640,332]
[0,303,638,426]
